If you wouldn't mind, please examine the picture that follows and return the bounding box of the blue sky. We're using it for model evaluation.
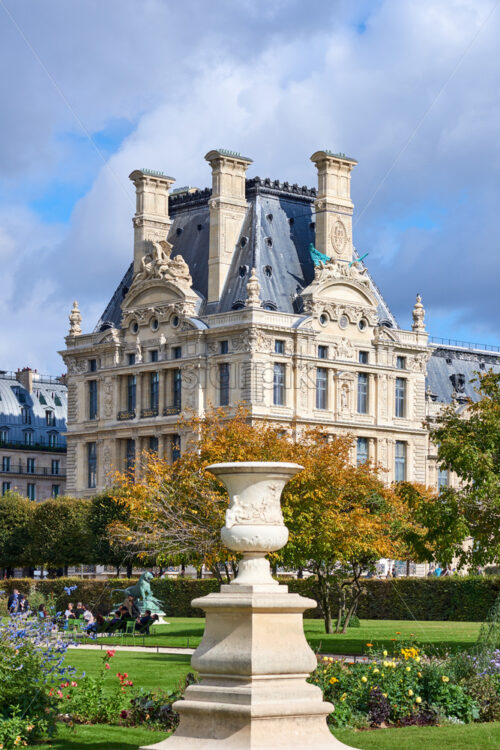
[0,0,498,373]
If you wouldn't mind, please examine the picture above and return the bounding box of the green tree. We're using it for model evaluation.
[0,492,34,575]
[31,496,93,573]
[89,491,138,577]
[429,370,500,567]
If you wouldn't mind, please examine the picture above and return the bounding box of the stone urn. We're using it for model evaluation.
[207,461,302,586]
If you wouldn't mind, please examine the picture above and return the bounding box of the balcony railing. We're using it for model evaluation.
[117,410,136,421]
[0,464,66,478]
[0,439,66,453]
[141,408,158,418]
[163,405,181,416]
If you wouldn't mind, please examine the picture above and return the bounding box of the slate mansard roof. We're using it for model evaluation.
[95,177,397,331]
[426,346,500,404]
[0,371,67,449]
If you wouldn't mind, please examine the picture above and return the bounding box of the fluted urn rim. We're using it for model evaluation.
[206,461,304,476]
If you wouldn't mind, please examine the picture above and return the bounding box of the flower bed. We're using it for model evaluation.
[308,638,500,730]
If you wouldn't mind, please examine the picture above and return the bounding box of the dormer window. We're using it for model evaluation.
[46,410,55,426]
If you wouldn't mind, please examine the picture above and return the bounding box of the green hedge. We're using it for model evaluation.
[1,575,498,622]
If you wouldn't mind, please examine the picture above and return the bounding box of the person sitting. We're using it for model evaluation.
[85,611,106,634]
[18,594,29,614]
[107,608,127,632]
[82,606,94,626]
[65,602,76,620]
[8,589,20,613]
[122,595,141,620]
[136,610,159,635]
[38,603,49,619]
[75,601,86,618]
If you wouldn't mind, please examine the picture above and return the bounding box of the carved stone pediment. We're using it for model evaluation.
[302,258,379,318]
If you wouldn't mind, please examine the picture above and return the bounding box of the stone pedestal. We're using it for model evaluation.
[142,462,358,750]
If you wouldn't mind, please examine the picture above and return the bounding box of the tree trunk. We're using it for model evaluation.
[335,587,346,634]
[341,565,363,634]
[126,562,133,578]
[406,559,411,577]
[316,570,334,634]
[116,565,121,577]
[196,566,203,579]
[297,567,303,579]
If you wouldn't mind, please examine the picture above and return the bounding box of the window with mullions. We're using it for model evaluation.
[2,481,11,495]
[127,375,136,411]
[24,431,33,446]
[27,483,36,501]
[52,485,60,498]
[220,340,228,355]
[87,442,97,488]
[21,407,31,425]
[150,372,159,410]
[48,432,58,448]
[438,467,449,493]
[27,458,35,474]
[0,428,8,444]
[395,377,406,418]
[150,350,159,363]
[357,373,368,414]
[172,369,181,410]
[273,363,285,406]
[357,437,368,465]
[219,363,230,406]
[172,346,182,360]
[88,380,98,420]
[46,410,56,426]
[316,368,327,410]
[51,459,60,475]
[395,441,406,481]
[275,340,285,355]
[2,456,10,472]
[359,351,369,364]
[149,436,159,454]
[318,345,328,359]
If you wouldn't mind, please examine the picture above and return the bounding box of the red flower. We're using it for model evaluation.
[106,649,116,658]
[105,663,110,670]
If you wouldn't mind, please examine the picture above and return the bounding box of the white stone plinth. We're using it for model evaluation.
[141,462,359,750]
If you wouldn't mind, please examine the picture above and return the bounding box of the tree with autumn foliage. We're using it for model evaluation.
[110,407,425,633]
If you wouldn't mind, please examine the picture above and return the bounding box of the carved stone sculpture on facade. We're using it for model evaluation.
[412,293,426,332]
[245,267,261,306]
[132,240,193,290]
[68,301,82,336]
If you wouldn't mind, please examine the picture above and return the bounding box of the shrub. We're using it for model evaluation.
[64,650,134,724]
[336,614,361,629]
[122,673,198,730]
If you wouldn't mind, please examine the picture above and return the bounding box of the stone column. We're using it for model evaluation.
[158,370,166,416]
[136,373,142,416]
[142,462,359,750]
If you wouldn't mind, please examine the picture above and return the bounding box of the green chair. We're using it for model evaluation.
[124,619,137,642]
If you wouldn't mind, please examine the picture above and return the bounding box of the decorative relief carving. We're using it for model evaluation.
[182,364,199,409]
[102,443,112,479]
[337,337,355,360]
[330,219,347,254]
[225,485,284,529]
[66,357,88,375]
[132,240,192,289]
[103,378,113,418]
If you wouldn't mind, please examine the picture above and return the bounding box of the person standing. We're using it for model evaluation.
[7,589,19,613]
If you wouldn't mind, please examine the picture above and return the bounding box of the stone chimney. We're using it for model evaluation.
[16,367,34,394]
[310,150,357,262]
[205,149,252,303]
[129,169,176,274]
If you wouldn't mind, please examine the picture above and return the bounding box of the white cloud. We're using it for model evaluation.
[0,0,499,372]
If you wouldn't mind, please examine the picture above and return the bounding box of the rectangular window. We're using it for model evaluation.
[316,367,327,410]
[396,356,406,370]
[150,349,159,363]
[125,439,135,473]
[45,410,55,426]
[54,395,62,406]
[89,359,97,372]
[357,373,368,414]
[0,429,8,443]
[27,483,36,501]
[395,441,406,481]
[172,434,181,462]
[357,437,369,465]
[359,351,369,364]
[172,369,182,410]
[438,467,449,492]
[127,353,136,366]
[22,407,31,425]
[51,485,60,498]
[48,433,57,448]
[219,363,230,406]
[2,481,11,495]
[24,432,33,446]
[149,436,159,454]
[2,456,10,472]
[173,346,182,360]
[51,459,60,475]
[150,372,159,410]
[220,340,228,355]
[318,345,328,359]
[127,375,136,412]
[273,363,285,406]
[87,442,97,489]
[27,458,35,474]
[275,340,285,355]
[395,377,406,418]
[88,380,98,420]
[39,393,47,405]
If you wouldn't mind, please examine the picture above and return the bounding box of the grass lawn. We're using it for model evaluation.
[79,617,483,656]
[64,649,193,693]
[30,721,500,749]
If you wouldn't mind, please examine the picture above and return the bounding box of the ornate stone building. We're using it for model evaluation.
[60,150,500,500]
[0,368,67,500]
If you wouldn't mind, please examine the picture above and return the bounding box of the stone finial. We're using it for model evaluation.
[246,267,261,307]
[412,293,426,332]
[69,301,82,336]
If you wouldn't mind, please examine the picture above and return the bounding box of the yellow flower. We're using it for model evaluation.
[361,676,368,683]
[383,650,388,657]
[381,672,385,677]
[373,668,379,674]
[329,677,339,684]
[328,657,334,662]
[341,693,347,701]
[408,689,414,697]
[382,693,388,698]
[383,660,388,667]
[415,656,420,662]
[406,666,411,672]
[442,675,449,683]
[415,696,422,704]
[418,672,422,678]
